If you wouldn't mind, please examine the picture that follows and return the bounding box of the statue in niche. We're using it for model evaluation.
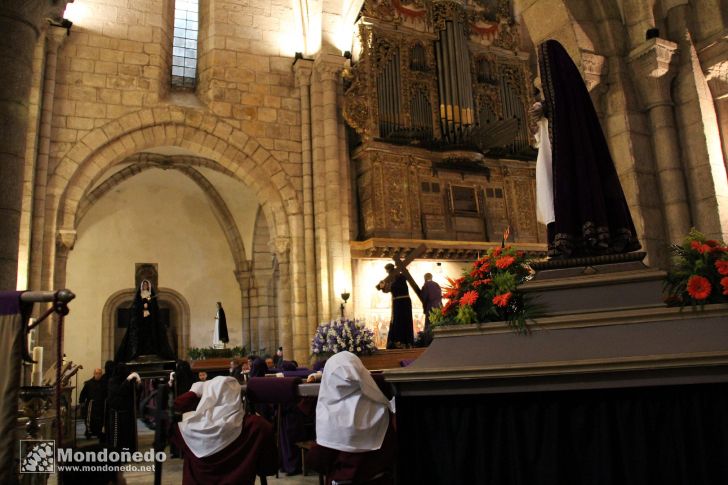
[115,279,175,362]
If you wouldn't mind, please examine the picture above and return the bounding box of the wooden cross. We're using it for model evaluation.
[392,244,427,304]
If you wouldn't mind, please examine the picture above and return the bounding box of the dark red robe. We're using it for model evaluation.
[170,391,277,485]
[307,421,397,485]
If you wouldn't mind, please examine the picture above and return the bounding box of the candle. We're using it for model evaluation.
[31,346,43,386]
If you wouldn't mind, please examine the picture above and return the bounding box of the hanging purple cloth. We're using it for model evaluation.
[0,291,32,483]
[538,40,641,258]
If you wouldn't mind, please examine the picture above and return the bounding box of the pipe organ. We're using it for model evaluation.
[345,0,543,248]
[344,0,533,154]
[435,19,475,144]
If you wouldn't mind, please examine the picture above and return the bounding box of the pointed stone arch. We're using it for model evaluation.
[48,106,299,243]
[42,106,309,360]
[75,157,251,273]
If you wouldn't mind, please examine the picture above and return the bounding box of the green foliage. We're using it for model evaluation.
[428,307,445,327]
[186,346,247,360]
[455,304,477,325]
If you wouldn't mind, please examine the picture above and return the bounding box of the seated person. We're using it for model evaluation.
[249,357,269,378]
[79,368,106,439]
[307,351,397,485]
[229,360,243,380]
[170,376,277,485]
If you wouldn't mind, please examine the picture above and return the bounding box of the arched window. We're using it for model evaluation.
[172,0,199,88]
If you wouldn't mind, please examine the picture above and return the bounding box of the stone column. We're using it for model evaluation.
[17,33,46,291]
[270,236,294,358]
[337,77,354,310]
[698,31,728,182]
[28,26,67,291]
[310,63,330,321]
[315,50,353,317]
[38,228,75,371]
[251,268,274,352]
[629,38,692,243]
[666,3,728,239]
[0,1,68,289]
[293,58,320,343]
[234,264,252,350]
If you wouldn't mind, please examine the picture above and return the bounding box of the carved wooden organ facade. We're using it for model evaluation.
[344,0,545,249]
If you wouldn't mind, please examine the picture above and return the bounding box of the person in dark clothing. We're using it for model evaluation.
[174,360,194,396]
[421,273,442,331]
[79,368,106,438]
[531,39,641,259]
[377,263,414,348]
[105,363,141,453]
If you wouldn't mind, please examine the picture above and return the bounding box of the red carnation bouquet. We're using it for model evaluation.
[429,245,536,333]
[664,229,728,306]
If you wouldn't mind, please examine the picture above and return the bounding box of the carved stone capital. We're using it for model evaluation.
[252,268,274,285]
[628,38,679,110]
[234,267,253,290]
[56,229,76,251]
[294,58,314,87]
[46,23,68,49]
[581,52,608,92]
[314,52,344,82]
[698,29,728,99]
[268,236,290,258]
[0,0,72,36]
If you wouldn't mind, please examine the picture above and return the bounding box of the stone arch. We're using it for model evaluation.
[43,105,302,296]
[47,106,300,252]
[101,286,191,362]
[76,153,237,224]
[76,156,250,272]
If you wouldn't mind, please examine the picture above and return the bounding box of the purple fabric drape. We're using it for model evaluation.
[538,40,641,258]
[0,291,32,484]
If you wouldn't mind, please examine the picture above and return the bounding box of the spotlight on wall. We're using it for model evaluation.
[343,50,352,60]
[293,51,305,66]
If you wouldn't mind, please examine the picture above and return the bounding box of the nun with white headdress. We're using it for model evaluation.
[308,351,398,484]
[170,376,277,485]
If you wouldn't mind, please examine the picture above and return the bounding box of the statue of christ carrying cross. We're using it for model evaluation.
[375,244,427,349]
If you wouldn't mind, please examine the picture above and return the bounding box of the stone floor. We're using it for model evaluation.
[47,420,320,485]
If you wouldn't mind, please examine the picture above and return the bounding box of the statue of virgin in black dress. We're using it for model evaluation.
[535,39,641,259]
[115,280,175,362]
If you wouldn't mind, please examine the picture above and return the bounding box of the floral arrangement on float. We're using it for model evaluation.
[186,346,248,360]
[664,229,728,306]
[428,245,536,333]
[310,318,378,358]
